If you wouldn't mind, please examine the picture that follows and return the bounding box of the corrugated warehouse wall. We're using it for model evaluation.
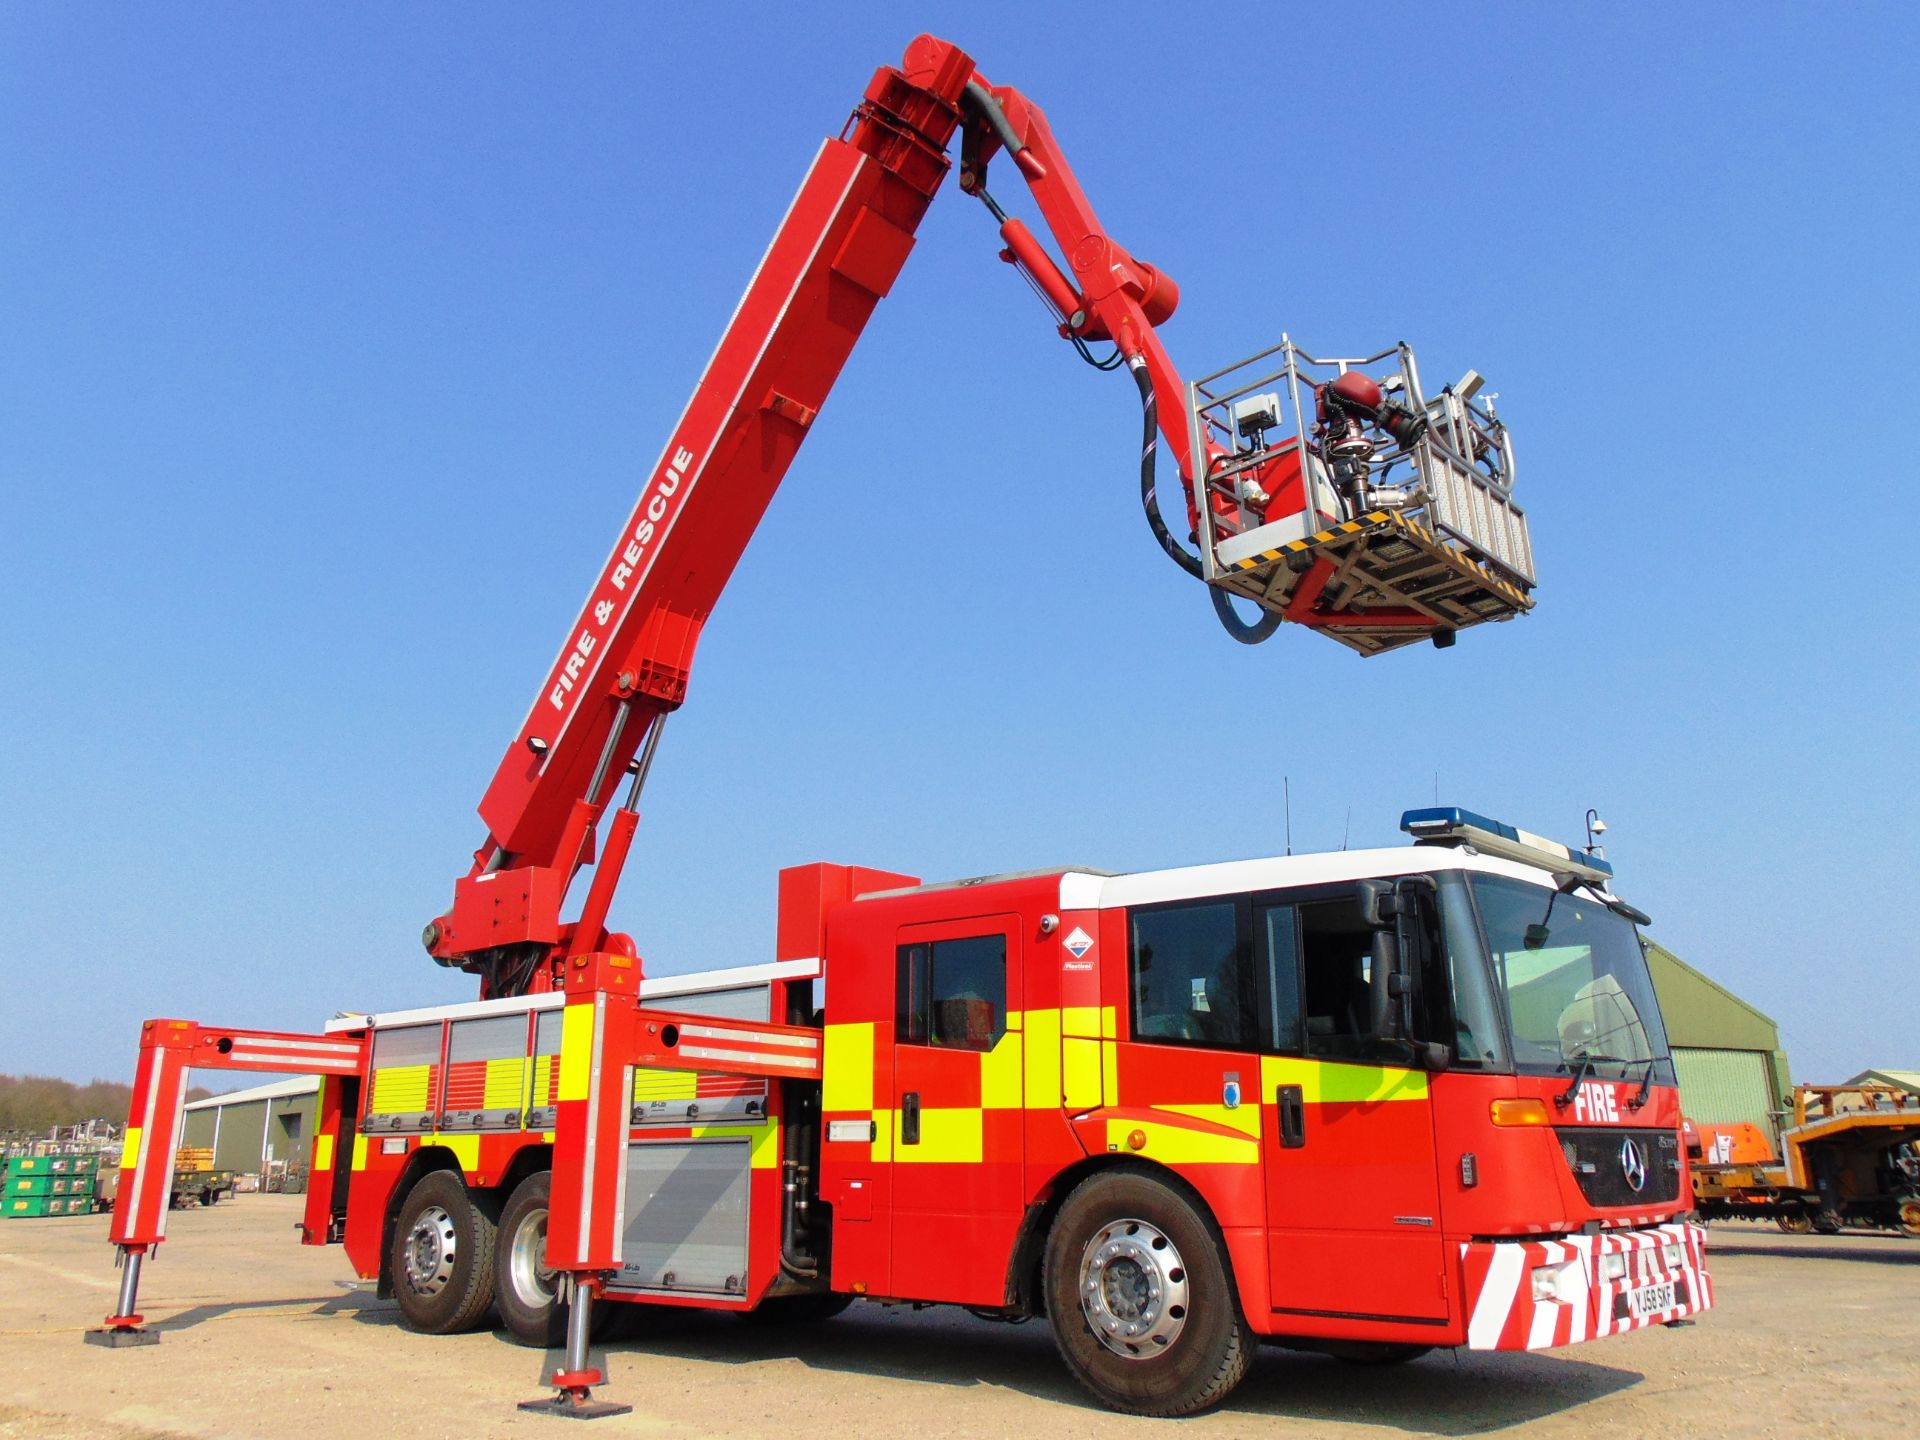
[180,1084,316,1177]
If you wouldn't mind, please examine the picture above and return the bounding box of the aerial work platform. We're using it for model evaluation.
[1186,338,1536,654]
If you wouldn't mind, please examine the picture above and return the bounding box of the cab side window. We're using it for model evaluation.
[897,935,1006,1052]
[1299,896,1375,1060]
[1129,901,1255,1050]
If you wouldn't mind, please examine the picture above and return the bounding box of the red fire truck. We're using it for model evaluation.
[89,33,1704,1421]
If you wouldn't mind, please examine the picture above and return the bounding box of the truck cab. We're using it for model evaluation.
[811,807,1705,1368]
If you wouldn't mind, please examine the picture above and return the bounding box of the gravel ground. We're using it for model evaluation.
[1,1196,1915,1439]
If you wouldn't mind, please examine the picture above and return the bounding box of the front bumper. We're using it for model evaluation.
[1460,1221,1711,1350]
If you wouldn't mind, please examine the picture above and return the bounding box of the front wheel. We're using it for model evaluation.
[1775,1211,1813,1235]
[1898,1199,1920,1238]
[389,1169,497,1334]
[1043,1170,1251,1417]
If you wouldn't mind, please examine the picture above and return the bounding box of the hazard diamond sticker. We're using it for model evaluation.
[1063,927,1094,960]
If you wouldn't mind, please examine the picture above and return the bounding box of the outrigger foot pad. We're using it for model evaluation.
[85,1326,159,1348]
[516,1393,633,1421]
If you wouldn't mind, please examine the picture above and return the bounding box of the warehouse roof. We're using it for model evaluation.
[184,1075,320,1111]
[1844,1069,1920,1093]
[1642,939,1782,1051]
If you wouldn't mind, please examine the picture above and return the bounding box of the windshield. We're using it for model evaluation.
[1469,874,1673,1079]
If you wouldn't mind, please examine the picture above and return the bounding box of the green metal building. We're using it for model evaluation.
[1645,940,1792,1143]
[181,1076,317,1178]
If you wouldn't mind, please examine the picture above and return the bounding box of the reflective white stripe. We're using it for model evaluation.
[608,1064,632,1268]
[1566,1234,1592,1344]
[576,993,607,1265]
[222,1035,361,1055]
[1526,1241,1564,1350]
[677,1024,817,1050]
[1468,1244,1526,1349]
[226,1050,360,1073]
[676,1044,818,1071]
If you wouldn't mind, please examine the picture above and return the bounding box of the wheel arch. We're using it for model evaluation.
[1003,1156,1243,1319]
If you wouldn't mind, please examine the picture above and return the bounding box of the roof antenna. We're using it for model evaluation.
[1284,776,1293,856]
[1341,806,1351,852]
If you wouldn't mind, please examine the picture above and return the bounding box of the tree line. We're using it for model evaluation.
[0,1074,211,1139]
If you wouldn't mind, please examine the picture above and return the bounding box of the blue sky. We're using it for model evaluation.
[3,3,1914,1092]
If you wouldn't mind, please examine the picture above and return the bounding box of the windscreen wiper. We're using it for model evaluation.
[1627,1057,1658,1111]
[1556,1050,1631,1108]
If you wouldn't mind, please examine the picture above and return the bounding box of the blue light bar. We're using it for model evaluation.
[1400,806,1615,883]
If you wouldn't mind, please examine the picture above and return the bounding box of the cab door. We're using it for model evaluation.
[887,914,1024,1306]
[1259,889,1449,1323]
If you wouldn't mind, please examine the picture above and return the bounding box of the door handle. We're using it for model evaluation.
[1277,1084,1305,1148]
[902,1091,921,1145]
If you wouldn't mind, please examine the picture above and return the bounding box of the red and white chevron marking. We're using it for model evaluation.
[1461,1222,1712,1351]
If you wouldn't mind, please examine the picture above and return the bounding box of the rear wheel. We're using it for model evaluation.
[389,1170,497,1334]
[1812,1211,1843,1235]
[1043,1170,1251,1417]
[1775,1211,1813,1234]
[1898,1199,1920,1238]
[496,1171,566,1348]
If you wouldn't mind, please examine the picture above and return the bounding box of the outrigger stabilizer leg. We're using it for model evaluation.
[516,1275,630,1420]
[84,1245,160,1347]
[87,1018,368,1351]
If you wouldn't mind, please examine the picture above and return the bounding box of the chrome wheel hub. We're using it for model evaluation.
[509,1204,557,1306]
[1079,1218,1189,1358]
[403,1203,458,1297]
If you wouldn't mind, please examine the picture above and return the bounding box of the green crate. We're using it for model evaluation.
[6,1173,91,1196]
[5,1154,92,1176]
[0,1193,93,1218]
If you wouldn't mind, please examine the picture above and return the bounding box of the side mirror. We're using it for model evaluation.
[1356,879,1399,929]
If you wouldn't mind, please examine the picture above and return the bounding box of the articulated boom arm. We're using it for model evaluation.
[425,34,1530,993]
[423,35,1217,992]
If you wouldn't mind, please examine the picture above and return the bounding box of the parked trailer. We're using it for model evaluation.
[1691,1085,1920,1236]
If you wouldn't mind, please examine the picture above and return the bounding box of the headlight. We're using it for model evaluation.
[1530,1259,1584,1304]
[1602,1252,1628,1281]
[1662,1241,1684,1267]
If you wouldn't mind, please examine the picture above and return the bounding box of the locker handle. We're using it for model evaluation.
[902,1091,921,1145]
[1277,1083,1306,1148]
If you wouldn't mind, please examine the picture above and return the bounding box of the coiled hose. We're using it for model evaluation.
[1129,355,1281,645]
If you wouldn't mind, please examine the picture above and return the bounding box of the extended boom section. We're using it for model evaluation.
[426,32,1538,997]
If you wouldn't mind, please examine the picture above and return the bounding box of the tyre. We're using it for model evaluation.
[1898,1199,1920,1239]
[1043,1169,1251,1417]
[495,1170,566,1348]
[1812,1211,1843,1235]
[1775,1211,1813,1235]
[389,1169,497,1334]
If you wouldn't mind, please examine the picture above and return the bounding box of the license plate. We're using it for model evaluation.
[1625,1280,1675,1318]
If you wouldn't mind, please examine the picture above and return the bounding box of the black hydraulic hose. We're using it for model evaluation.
[1210,583,1283,646]
[1131,354,1201,581]
[1128,355,1281,644]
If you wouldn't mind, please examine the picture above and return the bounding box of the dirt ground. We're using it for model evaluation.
[1,1196,1915,1440]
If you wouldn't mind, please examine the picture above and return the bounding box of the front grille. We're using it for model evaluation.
[1555,1127,1681,1207]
